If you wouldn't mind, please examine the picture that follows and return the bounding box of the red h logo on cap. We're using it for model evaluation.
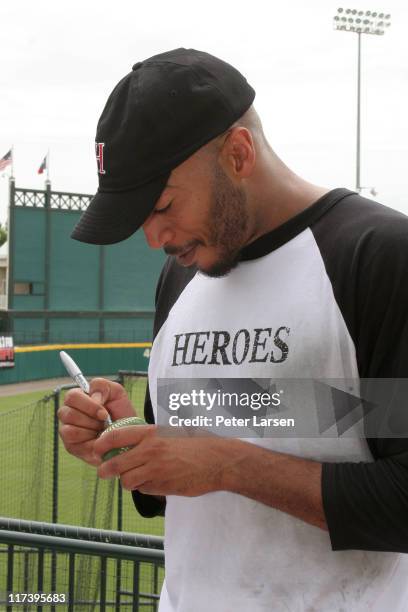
[95,142,106,175]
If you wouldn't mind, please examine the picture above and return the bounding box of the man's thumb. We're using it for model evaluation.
[91,391,103,404]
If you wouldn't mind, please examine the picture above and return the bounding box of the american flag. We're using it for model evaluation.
[38,154,47,175]
[0,149,12,172]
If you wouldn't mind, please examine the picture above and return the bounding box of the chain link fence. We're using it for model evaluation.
[0,372,162,535]
[0,372,165,609]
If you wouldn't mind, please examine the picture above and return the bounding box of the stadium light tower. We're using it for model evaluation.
[333,8,391,193]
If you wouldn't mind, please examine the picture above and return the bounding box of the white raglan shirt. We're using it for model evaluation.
[135,189,408,612]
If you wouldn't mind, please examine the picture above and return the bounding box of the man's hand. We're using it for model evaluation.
[94,425,327,530]
[58,378,136,466]
[93,425,234,497]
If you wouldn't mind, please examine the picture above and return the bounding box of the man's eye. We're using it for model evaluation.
[155,201,173,214]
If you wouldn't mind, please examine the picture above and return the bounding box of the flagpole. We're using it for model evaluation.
[47,149,50,184]
[11,146,14,179]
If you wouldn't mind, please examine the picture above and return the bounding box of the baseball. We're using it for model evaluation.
[100,416,146,462]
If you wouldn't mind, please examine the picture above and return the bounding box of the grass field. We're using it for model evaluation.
[0,379,163,533]
[0,379,164,609]
[0,388,57,410]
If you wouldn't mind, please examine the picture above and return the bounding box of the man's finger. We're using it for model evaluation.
[57,405,106,431]
[63,388,109,421]
[97,443,148,478]
[59,437,102,466]
[59,423,100,445]
[88,377,119,404]
[89,378,135,421]
[120,466,152,490]
[93,424,156,458]
[98,461,151,490]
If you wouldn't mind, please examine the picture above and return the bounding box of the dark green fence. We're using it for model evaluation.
[0,345,151,385]
[3,180,165,345]
[0,518,164,611]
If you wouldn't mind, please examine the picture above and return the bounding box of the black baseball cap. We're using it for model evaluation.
[71,48,255,245]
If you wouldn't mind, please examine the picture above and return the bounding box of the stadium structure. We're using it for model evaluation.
[0,178,165,384]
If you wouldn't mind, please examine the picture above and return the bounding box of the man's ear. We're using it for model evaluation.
[218,126,256,180]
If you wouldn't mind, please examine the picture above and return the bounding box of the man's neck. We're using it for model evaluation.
[246,160,330,243]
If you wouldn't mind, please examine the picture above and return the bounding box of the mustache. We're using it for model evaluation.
[164,240,200,256]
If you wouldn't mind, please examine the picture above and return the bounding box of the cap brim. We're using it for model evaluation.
[71,172,170,245]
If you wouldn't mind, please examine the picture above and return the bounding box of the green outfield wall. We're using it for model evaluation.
[0,343,151,386]
[3,180,165,345]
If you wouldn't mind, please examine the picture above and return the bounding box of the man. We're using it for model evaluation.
[59,48,408,611]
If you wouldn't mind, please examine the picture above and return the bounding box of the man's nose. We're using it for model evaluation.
[142,214,175,249]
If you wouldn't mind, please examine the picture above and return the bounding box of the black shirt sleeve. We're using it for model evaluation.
[131,381,167,518]
[313,194,408,551]
[131,258,197,518]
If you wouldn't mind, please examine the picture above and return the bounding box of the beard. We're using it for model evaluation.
[164,162,250,278]
[200,162,249,278]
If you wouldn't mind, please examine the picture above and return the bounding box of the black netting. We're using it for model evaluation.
[0,373,165,608]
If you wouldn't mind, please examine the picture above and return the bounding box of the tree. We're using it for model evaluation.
[0,222,7,247]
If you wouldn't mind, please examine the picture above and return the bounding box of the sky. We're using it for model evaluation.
[0,0,407,224]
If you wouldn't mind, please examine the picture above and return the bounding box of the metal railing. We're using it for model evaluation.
[0,518,164,611]
[14,186,92,211]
